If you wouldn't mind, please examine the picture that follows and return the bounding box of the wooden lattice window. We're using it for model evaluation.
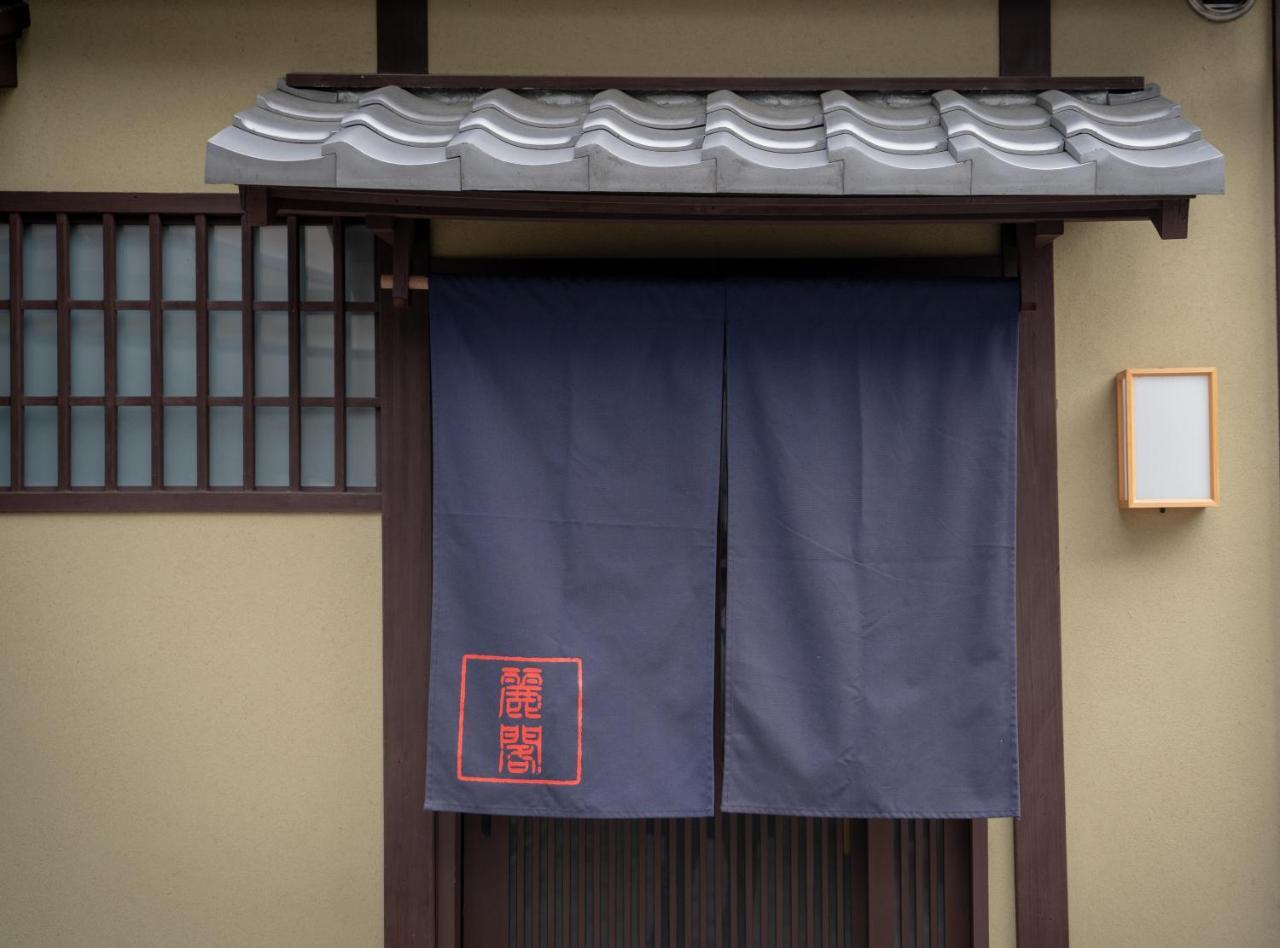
[0,202,381,509]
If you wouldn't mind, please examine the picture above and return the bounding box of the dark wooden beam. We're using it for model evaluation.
[245,185,1194,232]
[971,820,991,948]
[241,187,271,227]
[391,219,414,308]
[0,491,378,513]
[381,223,450,948]
[1014,224,1070,948]
[1000,0,1052,77]
[1033,220,1066,247]
[426,256,1005,279]
[1152,199,1190,240]
[377,0,428,74]
[0,2,30,89]
[1002,4,1070,943]
[285,72,1143,94]
[1274,0,1280,506]
[0,192,242,215]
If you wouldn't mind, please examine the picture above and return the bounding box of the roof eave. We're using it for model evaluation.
[240,184,1195,240]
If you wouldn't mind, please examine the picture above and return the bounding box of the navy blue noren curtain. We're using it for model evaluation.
[425,274,1020,819]
[722,279,1020,818]
[424,276,723,817]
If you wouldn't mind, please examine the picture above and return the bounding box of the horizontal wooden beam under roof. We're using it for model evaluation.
[284,73,1147,94]
[242,185,1192,239]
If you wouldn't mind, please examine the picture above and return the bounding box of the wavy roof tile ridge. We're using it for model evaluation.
[204,80,1224,196]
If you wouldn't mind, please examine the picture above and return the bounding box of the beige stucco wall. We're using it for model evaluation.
[1,1,1277,946]
[0,515,383,948]
[0,0,375,193]
[1044,4,1280,947]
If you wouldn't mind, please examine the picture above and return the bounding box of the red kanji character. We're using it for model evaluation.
[499,724,543,775]
[498,665,544,720]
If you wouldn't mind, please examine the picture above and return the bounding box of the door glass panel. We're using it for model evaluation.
[209,406,243,488]
[23,309,57,397]
[70,223,104,299]
[255,406,289,486]
[22,223,56,300]
[71,405,105,487]
[70,309,105,396]
[117,406,151,487]
[116,224,150,300]
[162,224,197,300]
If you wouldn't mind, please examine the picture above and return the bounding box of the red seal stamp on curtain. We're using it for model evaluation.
[456,654,583,786]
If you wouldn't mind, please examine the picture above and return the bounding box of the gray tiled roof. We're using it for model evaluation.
[206,81,1225,196]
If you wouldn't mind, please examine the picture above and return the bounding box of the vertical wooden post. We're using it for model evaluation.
[381,221,446,948]
[377,1,440,945]
[999,0,1051,77]
[999,1,1070,942]
[377,0,429,73]
[1273,0,1280,493]
[1013,224,1069,948]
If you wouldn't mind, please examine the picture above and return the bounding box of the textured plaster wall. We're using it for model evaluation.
[1038,3,1279,946]
[0,515,383,948]
[429,0,998,76]
[0,0,375,192]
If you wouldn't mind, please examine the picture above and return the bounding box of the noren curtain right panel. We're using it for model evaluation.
[722,279,1021,818]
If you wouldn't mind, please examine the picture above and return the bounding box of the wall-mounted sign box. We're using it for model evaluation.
[1116,367,1220,509]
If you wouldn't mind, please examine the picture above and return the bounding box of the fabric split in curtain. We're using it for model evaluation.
[722,278,1021,818]
[423,275,724,817]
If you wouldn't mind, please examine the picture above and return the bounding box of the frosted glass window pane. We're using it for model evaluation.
[117,310,150,396]
[301,312,334,396]
[208,225,242,300]
[0,310,9,395]
[1133,374,1213,502]
[0,227,8,299]
[302,225,334,301]
[71,406,105,487]
[344,225,375,303]
[209,406,243,487]
[23,310,57,397]
[209,310,242,397]
[163,405,196,486]
[116,224,150,299]
[346,407,377,487]
[70,223,104,299]
[301,407,334,487]
[346,312,375,397]
[255,406,289,486]
[163,310,196,397]
[23,223,56,299]
[70,309,105,396]
[162,224,196,300]
[24,405,57,487]
[0,406,8,487]
[254,226,288,300]
[117,406,151,486]
[255,310,289,397]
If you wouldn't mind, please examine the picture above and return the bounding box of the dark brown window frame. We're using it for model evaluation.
[0,193,381,512]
